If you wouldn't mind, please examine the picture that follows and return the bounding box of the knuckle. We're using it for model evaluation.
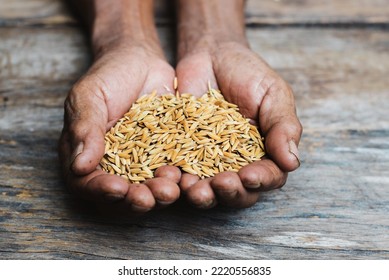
[288,119,303,137]
[296,119,303,137]
[68,75,107,105]
[275,174,288,190]
[68,120,90,137]
[269,78,294,98]
[63,95,78,120]
[265,163,288,189]
[281,81,295,99]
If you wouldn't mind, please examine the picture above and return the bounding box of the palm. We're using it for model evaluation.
[175,43,301,208]
[59,47,180,214]
[81,51,175,129]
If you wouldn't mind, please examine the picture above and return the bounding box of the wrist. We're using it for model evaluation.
[176,0,248,57]
[90,0,162,58]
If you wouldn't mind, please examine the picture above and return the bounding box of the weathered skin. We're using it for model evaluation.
[59,0,302,215]
[175,0,302,209]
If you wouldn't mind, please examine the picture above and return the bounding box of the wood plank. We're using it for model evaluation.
[0,0,65,18]
[246,0,389,25]
[0,129,388,259]
[0,26,175,131]
[1,25,388,259]
[246,27,389,131]
[1,27,388,131]
[0,0,173,20]
[1,0,388,26]
[0,0,174,26]
[0,0,75,26]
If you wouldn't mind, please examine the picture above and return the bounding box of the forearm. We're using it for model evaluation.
[68,0,161,57]
[176,0,248,57]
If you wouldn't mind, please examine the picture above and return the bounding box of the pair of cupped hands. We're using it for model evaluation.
[59,39,302,215]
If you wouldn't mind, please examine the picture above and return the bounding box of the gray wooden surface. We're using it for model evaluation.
[0,0,388,259]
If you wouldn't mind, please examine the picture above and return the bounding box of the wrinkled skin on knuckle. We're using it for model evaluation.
[63,95,78,126]
[271,81,303,141]
[65,85,108,134]
[235,77,269,120]
[64,86,90,124]
[297,125,303,143]
[289,119,303,143]
[264,164,288,191]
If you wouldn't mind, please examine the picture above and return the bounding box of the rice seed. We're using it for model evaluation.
[135,141,149,149]
[100,85,266,181]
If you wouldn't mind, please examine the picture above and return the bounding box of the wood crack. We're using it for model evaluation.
[1,18,389,29]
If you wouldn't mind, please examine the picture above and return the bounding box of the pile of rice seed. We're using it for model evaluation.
[100,88,265,183]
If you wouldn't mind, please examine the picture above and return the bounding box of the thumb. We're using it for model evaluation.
[260,83,303,172]
[64,82,108,175]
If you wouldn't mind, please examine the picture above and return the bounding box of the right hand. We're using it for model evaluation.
[59,44,182,215]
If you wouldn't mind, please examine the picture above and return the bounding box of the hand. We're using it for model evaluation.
[175,0,302,208]
[59,43,182,215]
[176,42,302,209]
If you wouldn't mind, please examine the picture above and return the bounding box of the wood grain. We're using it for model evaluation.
[1,20,388,259]
[245,0,389,25]
[1,0,388,27]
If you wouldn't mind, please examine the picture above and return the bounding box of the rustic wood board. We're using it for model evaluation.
[245,0,389,25]
[1,0,388,26]
[1,22,388,259]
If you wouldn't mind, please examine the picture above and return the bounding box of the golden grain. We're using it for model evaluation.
[100,87,265,183]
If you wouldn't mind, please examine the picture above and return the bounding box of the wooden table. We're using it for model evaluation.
[0,0,388,259]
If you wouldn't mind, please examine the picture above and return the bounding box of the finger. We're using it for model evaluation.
[154,165,182,184]
[64,82,108,176]
[96,183,156,215]
[185,178,216,209]
[59,128,129,201]
[95,203,148,218]
[142,63,176,95]
[144,177,180,207]
[64,165,155,215]
[238,159,288,192]
[211,171,260,208]
[260,83,303,172]
[176,53,218,96]
[179,173,200,193]
[65,170,130,203]
[125,183,156,212]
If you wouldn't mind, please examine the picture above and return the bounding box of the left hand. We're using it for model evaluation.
[175,41,302,208]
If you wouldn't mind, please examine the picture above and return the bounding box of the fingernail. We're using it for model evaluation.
[288,140,300,167]
[131,204,152,213]
[245,183,261,189]
[199,199,217,209]
[156,199,175,206]
[70,142,84,167]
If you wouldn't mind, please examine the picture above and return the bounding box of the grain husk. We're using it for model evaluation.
[100,88,266,183]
